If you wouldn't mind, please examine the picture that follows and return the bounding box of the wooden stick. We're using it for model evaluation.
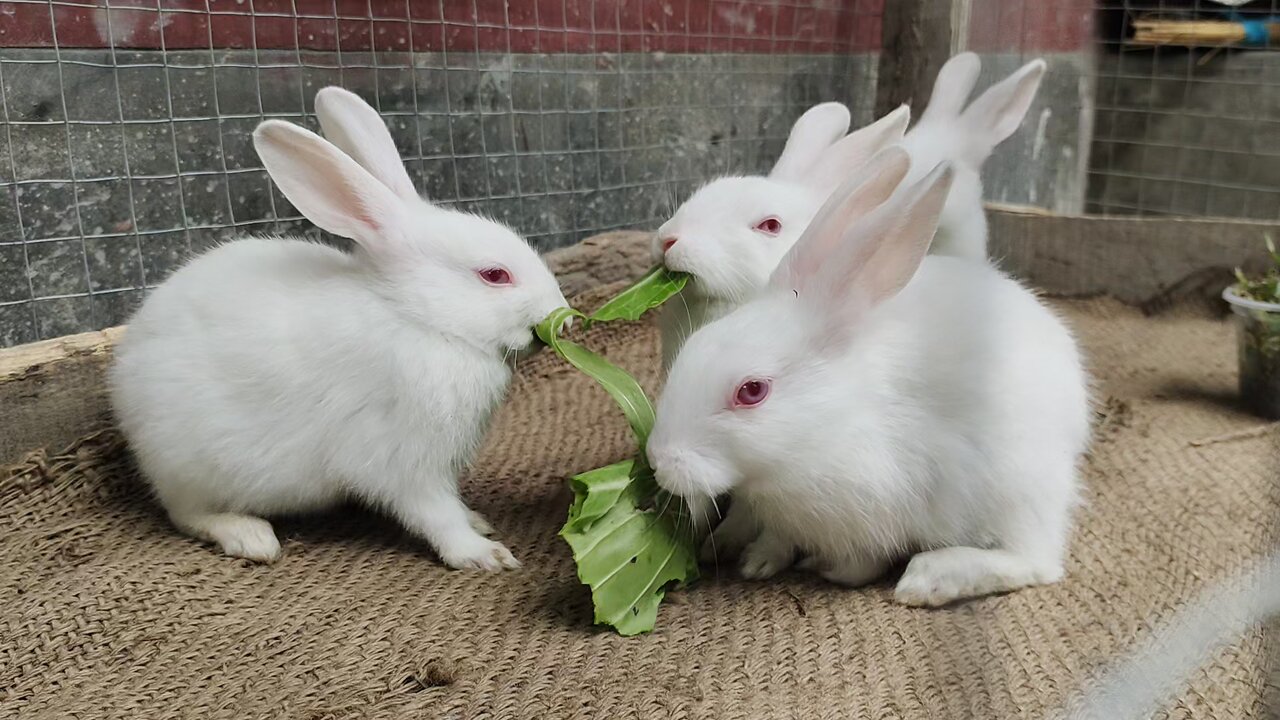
[1188,421,1280,448]
[1132,19,1280,47]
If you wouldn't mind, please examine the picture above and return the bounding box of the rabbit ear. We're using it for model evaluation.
[802,104,910,193]
[313,86,419,203]
[918,52,982,125]
[769,102,851,182]
[841,162,955,307]
[776,160,954,338]
[770,146,911,293]
[958,58,1047,165]
[254,120,407,260]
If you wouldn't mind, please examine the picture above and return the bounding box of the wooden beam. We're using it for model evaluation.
[875,0,970,117]
[0,327,123,467]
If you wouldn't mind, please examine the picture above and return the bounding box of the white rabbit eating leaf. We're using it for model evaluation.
[648,148,1092,606]
[111,88,568,570]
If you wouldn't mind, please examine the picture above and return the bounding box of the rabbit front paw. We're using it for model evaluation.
[738,533,793,580]
[441,536,521,572]
[700,503,757,564]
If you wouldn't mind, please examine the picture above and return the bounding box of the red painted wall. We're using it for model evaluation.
[966,0,1093,54]
[0,0,1090,54]
[0,1,882,53]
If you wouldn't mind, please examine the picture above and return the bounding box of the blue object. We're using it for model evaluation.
[1224,11,1277,46]
[1241,19,1270,46]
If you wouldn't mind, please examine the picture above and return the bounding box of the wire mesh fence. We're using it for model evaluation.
[1089,0,1280,219]
[0,0,882,347]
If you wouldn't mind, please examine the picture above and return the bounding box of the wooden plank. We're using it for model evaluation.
[0,327,124,465]
[875,0,969,117]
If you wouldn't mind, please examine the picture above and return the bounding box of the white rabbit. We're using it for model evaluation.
[899,52,1047,260]
[654,53,1046,370]
[109,87,567,570]
[646,148,1091,606]
[654,102,911,371]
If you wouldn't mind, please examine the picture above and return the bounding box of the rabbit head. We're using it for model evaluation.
[646,148,954,503]
[653,103,909,305]
[254,87,567,356]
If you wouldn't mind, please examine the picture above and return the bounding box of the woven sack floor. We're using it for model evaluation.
[3,287,1278,719]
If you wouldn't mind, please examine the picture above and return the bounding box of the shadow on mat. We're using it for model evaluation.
[1153,380,1246,413]
[523,558,914,635]
[77,441,496,566]
[528,575,599,631]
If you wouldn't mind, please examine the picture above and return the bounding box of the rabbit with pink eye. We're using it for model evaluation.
[654,54,1047,371]
[898,52,1047,261]
[654,101,911,371]
[109,87,567,570]
[646,147,1091,606]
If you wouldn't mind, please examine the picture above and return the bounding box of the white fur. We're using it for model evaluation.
[655,53,1047,369]
[110,87,566,570]
[1056,553,1280,719]
[655,104,911,371]
[647,155,1091,606]
[900,52,1047,260]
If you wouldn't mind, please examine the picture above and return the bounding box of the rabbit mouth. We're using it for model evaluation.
[670,273,711,300]
[658,250,694,279]
[666,268,752,305]
[647,446,737,501]
[512,333,546,361]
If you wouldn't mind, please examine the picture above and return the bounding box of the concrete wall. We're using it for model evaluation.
[0,0,890,346]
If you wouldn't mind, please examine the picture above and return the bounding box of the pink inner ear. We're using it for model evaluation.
[346,181,385,235]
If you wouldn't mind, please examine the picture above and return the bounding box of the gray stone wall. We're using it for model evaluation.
[0,48,877,346]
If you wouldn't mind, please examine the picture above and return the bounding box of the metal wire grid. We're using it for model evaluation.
[0,0,878,346]
[1089,0,1280,218]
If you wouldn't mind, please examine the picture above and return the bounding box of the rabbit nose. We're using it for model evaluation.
[660,236,678,253]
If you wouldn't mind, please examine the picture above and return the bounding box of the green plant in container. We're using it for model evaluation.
[1225,235,1280,419]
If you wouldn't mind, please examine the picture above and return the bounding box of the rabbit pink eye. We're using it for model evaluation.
[478,267,512,286]
[754,216,782,235]
[733,378,771,408]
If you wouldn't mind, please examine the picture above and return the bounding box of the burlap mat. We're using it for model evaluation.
[3,289,1278,720]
